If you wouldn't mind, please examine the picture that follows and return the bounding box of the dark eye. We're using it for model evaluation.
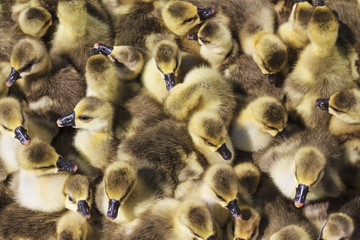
[22,62,33,71]
[174,59,179,72]
[183,17,196,24]
[250,229,256,239]
[263,62,270,72]
[215,192,225,202]
[200,37,210,44]
[204,139,215,146]
[78,115,91,121]
[2,125,10,131]
[192,230,200,238]
[266,125,278,131]
[330,106,344,113]
[87,191,91,200]
[68,196,73,202]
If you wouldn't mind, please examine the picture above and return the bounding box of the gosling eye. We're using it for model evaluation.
[199,37,210,44]
[204,139,215,147]
[68,196,73,202]
[330,106,345,113]
[87,191,91,200]
[250,229,257,239]
[21,62,33,72]
[2,125,10,131]
[215,192,225,202]
[78,115,91,121]
[183,17,196,24]
[192,230,200,238]
[265,125,278,131]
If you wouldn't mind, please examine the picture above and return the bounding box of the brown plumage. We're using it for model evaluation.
[254,129,345,206]
[284,5,356,129]
[0,203,63,240]
[260,197,318,240]
[9,38,86,119]
[50,0,113,74]
[103,198,216,240]
[113,2,166,48]
[117,118,209,184]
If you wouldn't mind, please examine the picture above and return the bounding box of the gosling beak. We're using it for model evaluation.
[226,199,242,219]
[315,0,325,6]
[267,73,277,84]
[14,126,31,145]
[315,98,329,111]
[56,156,78,173]
[57,112,76,127]
[90,43,113,56]
[207,235,216,240]
[107,199,121,220]
[216,143,232,160]
[187,32,198,41]
[6,67,21,87]
[294,184,309,208]
[197,7,215,20]
[164,73,176,91]
[236,238,245,240]
[77,200,91,221]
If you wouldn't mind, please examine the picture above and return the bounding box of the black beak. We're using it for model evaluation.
[294,184,309,208]
[267,73,277,84]
[236,238,245,240]
[77,200,91,221]
[6,67,21,87]
[107,199,121,220]
[216,143,232,160]
[226,199,241,219]
[91,43,113,56]
[56,156,78,173]
[57,112,76,127]
[315,98,329,111]
[207,235,216,240]
[315,0,325,6]
[14,126,31,145]
[295,0,306,2]
[197,7,215,20]
[164,73,176,91]
[89,48,101,56]
[187,32,198,41]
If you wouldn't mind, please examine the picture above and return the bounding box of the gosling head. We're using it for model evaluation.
[293,146,326,208]
[18,7,52,38]
[188,19,234,61]
[176,198,216,240]
[320,212,354,240]
[0,97,31,145]
[161,1,215,36]
[8,38,50,86]
[248,96,288,137]
[252,33,288,84]
[308,5,339,49]
[103,161,137,220]
[153,40,181,91]
[229,206,261,240]
[270,225,312,240]
[188,111,232,161]
[17,137,78,175]
[316,88,360,124]
[64,174,92,221]
[57,96,114,132]
[91,43,144,81]
[203,164,241,219]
